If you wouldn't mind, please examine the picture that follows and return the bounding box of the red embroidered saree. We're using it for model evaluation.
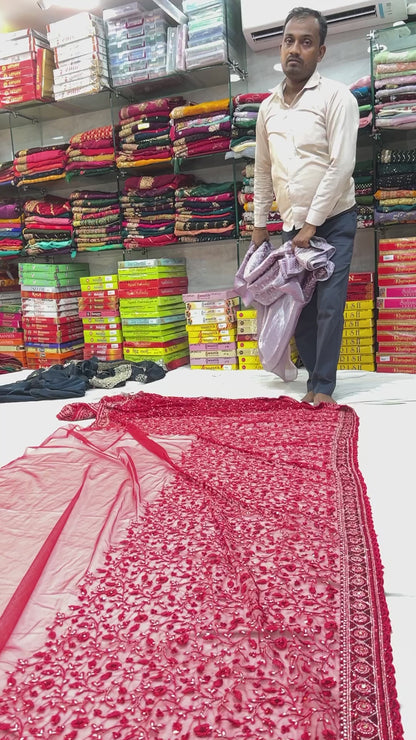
[0,393,403,739]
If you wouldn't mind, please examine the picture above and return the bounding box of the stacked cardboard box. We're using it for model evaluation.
[118,258,189,369]
[376,236,416,373]
[0,267,26,370]
[79,273,123,361]
[0,28,54,107]
[185,290,238,370]
[338,272,376,371]
[47,12,109,100]
[235,308,262,370]
[18,263,88,369]
[104,2,168,86]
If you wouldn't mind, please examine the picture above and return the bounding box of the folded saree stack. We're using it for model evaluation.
[374,148,416,226]
[18,262,88,369]
[374,47,416,129]
[117,96,184,169]
[238,163,282,238]
[354,159,374,229]
[170,98,232,160]
[121,173,193,249]
[230,92,270,159]
[0,161,17,188]
[185,288,239,370]
[0,201,23,257]
[175,180,237,241]
[13,144,68,187]
[66,125,116,180]
[0,266,26,371]
[118,257,189,369]
[349,75,373,129]
[22,196,73,256]
[70,190,122,252]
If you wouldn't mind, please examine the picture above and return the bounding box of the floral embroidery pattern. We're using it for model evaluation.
[0,395,403,739]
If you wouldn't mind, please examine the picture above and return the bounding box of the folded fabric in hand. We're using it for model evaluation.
[234,238,335,381]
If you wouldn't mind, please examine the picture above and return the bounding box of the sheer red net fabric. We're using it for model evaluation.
[0,394,402,740]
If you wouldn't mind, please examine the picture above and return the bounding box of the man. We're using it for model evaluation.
[253,7,359,405]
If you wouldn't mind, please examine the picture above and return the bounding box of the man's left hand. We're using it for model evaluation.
[291,223,317,248]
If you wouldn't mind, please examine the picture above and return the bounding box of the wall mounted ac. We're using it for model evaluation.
[241,0,408,51]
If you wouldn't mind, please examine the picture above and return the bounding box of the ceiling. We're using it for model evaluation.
[0,0,179,35]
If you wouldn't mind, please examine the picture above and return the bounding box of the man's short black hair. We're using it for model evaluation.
[283,7,328,45]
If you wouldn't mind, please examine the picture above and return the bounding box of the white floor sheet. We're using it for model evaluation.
[1,366,415,739]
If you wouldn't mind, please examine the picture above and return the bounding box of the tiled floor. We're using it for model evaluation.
[1,366,415,739]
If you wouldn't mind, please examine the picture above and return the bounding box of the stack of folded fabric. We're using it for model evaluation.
[338,272,376,371]
[121,173,193,249]
[236,307,262,370]
[374,148,416,226]
[354,159,374,229]
[175,180,237,242]
[0,201,23,257]
[70,190,122,252]
[118,257,189,369]
[66,125,116,180]
[79,273,123,361]
[19,262,88,369]
[374,48,416,129]
[238,163,282,239]
[170,98,232,160]
[13,144,68,187]
[117,96,184,170]
[349,75,373,130]
[230,92,270,159]
[22,196,73,256]
[47,12,109,100]
[0,266,26,371]
[0,161,18,188]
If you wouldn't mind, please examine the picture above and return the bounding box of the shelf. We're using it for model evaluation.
[0,62,242,133]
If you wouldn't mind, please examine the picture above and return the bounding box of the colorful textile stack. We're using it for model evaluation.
[183,0,229,69]
[0,201,23,257]
[374,48,416,129]
[0,161,16,188]
[170,98,232,160]
[121,173,192,249]
[0,29,53,108]
[117,96,184,169]
[374,148,416,226]
[70,190,122,252]
[79,273,123,361]
[376,236,416,373]
[19,262,88,369]
[66,126,115,180]
[235,307,262,370]
[238,163,282,239]
[175,181,237,242]
[185,289,239,370]
[47,12,109,100]
[0,266,25,371]
[118,257,189,369]
[349,75,372,130]
[338,272,376,371]
[22,196,73,256]
[354,159,374,229]
[230,92,270,159]
[104,5,168,85]
[13,144,68,188]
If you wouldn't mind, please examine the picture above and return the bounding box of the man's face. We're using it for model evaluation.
[280,15,326,83]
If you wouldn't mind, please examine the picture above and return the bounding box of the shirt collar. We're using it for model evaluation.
[274,69,321,103]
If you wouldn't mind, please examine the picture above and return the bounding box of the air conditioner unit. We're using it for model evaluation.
[241,0,409,51]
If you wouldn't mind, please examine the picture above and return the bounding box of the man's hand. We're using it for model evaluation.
[291,223,316,248]
[251,226,269,248]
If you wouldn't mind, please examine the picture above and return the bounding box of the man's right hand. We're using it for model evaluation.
[251,226,269,248]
